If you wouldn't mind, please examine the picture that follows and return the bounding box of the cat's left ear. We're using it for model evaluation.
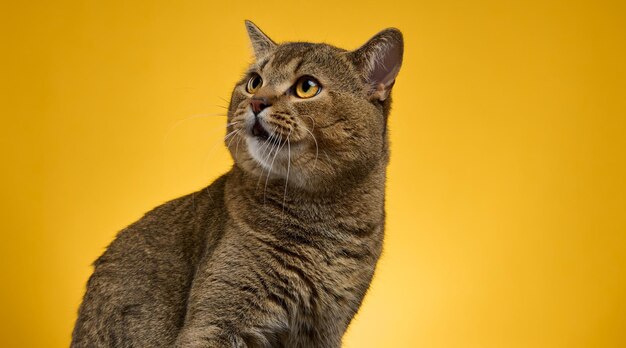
[349,28,404,101]
[244,20,277,59]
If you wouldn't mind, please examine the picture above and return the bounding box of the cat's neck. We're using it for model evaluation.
[223,161,387,236]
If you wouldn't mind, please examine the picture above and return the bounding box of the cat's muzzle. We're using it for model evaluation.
[251,119,270,140]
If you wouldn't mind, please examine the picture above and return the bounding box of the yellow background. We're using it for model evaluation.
[2,0,625,347]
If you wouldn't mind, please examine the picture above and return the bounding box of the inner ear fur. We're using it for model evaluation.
[349,28,404,101]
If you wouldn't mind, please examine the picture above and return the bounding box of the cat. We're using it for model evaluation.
[71,20,403,348]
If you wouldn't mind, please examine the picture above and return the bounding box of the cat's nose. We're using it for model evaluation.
[250,97,271,116]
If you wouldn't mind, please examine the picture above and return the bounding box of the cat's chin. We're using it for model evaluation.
[244,135,305,178]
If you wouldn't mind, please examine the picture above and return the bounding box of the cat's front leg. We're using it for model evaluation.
[174,232,289,348]
[175,317,285,348]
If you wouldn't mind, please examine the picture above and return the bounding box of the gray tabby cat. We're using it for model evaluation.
[72,20,403,348]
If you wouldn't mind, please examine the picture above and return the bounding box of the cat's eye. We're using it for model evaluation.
[246,74,263,94]
[294,76,321,99]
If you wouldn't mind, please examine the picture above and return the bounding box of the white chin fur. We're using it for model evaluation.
[246,136,289,176]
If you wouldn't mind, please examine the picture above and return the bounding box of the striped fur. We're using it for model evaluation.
[72,21,403,347]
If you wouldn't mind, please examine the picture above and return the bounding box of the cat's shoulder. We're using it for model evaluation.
[141,173,229,226]
[94,173,229,266]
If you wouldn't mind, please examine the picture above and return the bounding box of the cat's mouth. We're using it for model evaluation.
[251,119,270,140]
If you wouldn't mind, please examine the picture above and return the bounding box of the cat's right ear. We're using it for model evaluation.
[244,20,277,59]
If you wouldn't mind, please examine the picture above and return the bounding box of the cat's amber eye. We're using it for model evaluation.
[294,76,321,99]
[246,74,263,94]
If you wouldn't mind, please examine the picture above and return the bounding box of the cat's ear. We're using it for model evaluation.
[244,20,277,59]
[349,28,404,101]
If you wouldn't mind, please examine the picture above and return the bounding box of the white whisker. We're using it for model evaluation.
[304,115,316,132]
[261,130,280,164]
[264,133,289,203]
[163,113,229,145]
[201,125,242,177]
[226,129,241,150]
[262,139,280,203]
[217,96,230,105]
[235,131,243,159]
[258,130,277,158]
[303,126,319,171]
[224,129,239,142]
[282,131,292,216]
[255,129,279,191]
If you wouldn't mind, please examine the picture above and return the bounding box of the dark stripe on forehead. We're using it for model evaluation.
[293,58,305,76]
[258,58,270,72]
[270,43,314,68]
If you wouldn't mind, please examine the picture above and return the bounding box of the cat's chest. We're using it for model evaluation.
[224,219,381,314]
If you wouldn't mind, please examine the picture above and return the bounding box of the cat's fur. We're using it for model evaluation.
[72,21,403,348]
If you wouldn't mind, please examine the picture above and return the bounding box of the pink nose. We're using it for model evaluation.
[250,97,271,115]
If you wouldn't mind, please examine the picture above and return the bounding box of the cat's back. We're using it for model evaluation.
[71,174,229,348]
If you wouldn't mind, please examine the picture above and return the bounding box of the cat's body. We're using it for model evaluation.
[72,21,403,347]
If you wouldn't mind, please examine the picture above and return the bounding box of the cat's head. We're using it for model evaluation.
[227,21,403,191]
